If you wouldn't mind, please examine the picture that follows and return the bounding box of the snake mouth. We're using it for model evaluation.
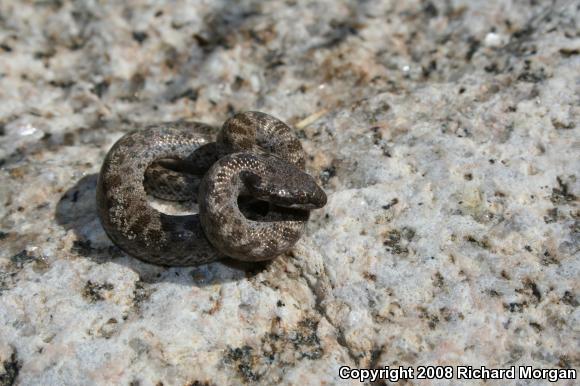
[237,196,310,222]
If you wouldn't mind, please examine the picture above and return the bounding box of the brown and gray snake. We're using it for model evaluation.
[96,111,327,266]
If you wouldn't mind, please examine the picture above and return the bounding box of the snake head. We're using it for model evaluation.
[241,166,327,210]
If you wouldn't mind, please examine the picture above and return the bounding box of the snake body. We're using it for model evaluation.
[96,112,326,266]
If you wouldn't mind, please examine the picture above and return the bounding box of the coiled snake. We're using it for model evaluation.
[96,112,326,266]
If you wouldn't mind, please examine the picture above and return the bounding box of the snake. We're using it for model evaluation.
[96,111,327,266]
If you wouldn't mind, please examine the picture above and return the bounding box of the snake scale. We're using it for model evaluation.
[96,111,327,266]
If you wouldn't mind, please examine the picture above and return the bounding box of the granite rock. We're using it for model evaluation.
[0,0,578,385]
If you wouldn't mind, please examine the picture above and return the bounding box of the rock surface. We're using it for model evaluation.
[0,0,578,385]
